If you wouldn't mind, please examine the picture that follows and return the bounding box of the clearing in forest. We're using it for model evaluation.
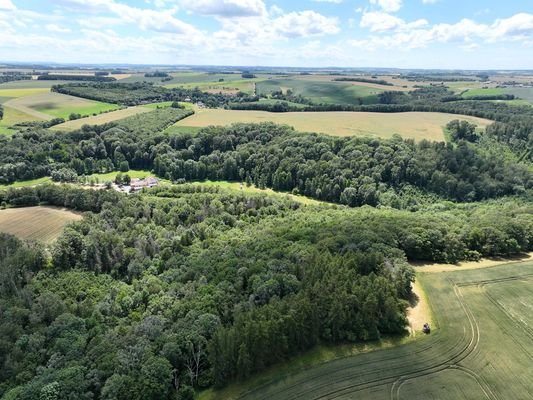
[0,206,82,243]
[204,260,533,400]
[176,110,492,141]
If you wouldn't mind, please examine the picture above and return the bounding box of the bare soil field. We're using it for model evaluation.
[0,206,82,243]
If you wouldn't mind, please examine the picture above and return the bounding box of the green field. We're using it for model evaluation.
[51,105,152,130]
[462,88,506,98]
[462,87,533,103]
[0,206,82,243]
[204,260,533,399]
[3,91,119,120]
[175,109,491,141]
[256,79,383,105]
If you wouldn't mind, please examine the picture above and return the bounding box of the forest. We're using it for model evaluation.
[52,83,257,107]
[0,181,531,399]
[0,109,531,205]
[38,75,116,82]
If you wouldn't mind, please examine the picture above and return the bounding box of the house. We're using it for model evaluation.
[130,176,159,191]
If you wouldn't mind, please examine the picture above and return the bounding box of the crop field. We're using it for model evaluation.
[3,91,120,120]
[291,74,412,91]
[462,88,505,97]
[51,105,151,130]
[0,79,84,89]
[176,110,491,141]
[0,105,45,134]
[0,206,82,243]
[206,260,533,400]
[257,79,383,105]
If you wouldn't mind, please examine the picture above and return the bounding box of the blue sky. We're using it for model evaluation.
[0,0,532,68]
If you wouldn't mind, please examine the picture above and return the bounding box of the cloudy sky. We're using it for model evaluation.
[0,0,532,68]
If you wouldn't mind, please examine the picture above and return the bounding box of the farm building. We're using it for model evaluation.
[130,176,159,191]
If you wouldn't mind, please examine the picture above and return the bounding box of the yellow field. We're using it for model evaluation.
[0,88,50,99]
[176,110,492,141]
[51,105,151,130]
[0,206,82,243]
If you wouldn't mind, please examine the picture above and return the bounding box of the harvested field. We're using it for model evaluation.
[176,110,492,141]
[0,206,82,243]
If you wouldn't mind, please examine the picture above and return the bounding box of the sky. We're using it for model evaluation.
[0,0,532,69]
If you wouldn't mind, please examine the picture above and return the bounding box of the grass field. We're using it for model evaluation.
[462,88,505,98]
[257,79,383,105]
[202,260,533,399]
[51,105,151,130]
[0,105,45,134]
[3,91,119,120]
[200,181,327,206]
[0,206,82,243]
[0,176,52,188]
[175,110,492,141]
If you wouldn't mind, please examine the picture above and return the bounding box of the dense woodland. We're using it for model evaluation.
[0,73,32,84]
[52,83,257,107]
[0,183,532,399]
[333,77,393,86]
[38,75,116,82]
[0,108,531,205]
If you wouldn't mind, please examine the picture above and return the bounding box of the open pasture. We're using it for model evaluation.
[207,260,533,400]
[4,91,120,120]
[0,206,82,243]
[175,110,491,141]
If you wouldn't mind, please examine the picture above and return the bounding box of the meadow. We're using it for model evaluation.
[175,109,492,141]
[202,260,533,400]
[4,91,120,119]
[0,206,82,243]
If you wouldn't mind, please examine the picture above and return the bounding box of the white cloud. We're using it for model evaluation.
[57,0,196,34]
[312,0,343,3]
[273,10,340,37]
[360,11,427,32]
[369,0,402,13]
[0,0,16,11]
[182,0,267,17]
[422,0,437,4]
[352,13,533,51]
[460,43,479,51]
[45,23,71,33]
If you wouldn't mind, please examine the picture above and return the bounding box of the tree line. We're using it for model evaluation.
[1,118,531,205]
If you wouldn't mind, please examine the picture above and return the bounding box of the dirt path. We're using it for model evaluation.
[406,279,433,336]
[411,252,533,273]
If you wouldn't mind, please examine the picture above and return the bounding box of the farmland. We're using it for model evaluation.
[51,105,152,130]
[0,206,82,242]
[175,109,491,141]
[256,79,384,105]
[3,91,119,120]
[203,260,533,400]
